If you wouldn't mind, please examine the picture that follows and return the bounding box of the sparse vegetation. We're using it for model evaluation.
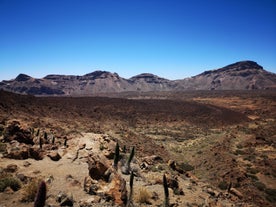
[0,175,21,192]
[136,187,151,204]
[0,90,276,207]
[21,178,43,202]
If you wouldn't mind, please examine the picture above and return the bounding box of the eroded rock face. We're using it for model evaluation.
[106,172,127,206]
[47,151,61,161]
[87,156,109,181]
[3,121,34,145]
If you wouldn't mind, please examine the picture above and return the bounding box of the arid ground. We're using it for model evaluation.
[0,90,275,207]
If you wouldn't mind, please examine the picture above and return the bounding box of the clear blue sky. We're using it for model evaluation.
[0,0,275,81]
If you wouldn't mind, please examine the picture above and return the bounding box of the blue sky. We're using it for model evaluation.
[0,0,275,81]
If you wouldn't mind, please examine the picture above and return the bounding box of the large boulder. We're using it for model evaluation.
[106,172,127,206]
[3,121,34,145]
[87,156,109,181]
[5,143,29,159]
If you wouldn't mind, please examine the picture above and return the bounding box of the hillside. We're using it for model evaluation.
[0,90,276,206]
[0,61,275,95]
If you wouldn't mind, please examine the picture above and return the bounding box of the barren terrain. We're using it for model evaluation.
[0,90,275,206]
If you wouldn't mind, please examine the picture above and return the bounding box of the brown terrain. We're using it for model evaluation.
[1,61,276,95]
[0,89,276,206]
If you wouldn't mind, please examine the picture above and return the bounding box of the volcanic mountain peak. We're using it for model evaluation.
[219,60,263,71]
[199,61,264,76]
[15,73,32,82]
[0,60,275,95]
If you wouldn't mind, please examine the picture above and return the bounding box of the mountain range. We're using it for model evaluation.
[1,60,276,95]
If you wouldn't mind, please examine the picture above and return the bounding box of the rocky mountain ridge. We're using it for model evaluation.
[1,61,275,95]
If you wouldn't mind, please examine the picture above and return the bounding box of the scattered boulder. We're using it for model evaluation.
[79,196,101,207]
[4,164,18,173]
[29,147,44,160]
[23,161,31,167]
[106,172,127,206]
[47,151,61,161]
[142,155,163,165]
[3,121,34,145]
[83,176,98,195]
[5,143,29,159]
[87,156,109,181]
[56,192,74,206]
[16,173,28,183]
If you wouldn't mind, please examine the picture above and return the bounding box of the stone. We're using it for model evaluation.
[47,151,61,161]
[56,192,74,206]
[4,164,18,173]
[23,161,31,167]
[143,155,163,165]
[29,147,44,160]
[106,172,127,206]
[16,173,28,183]
[3,121,34,145]
[5,144,29,160]
[87,156,109,181]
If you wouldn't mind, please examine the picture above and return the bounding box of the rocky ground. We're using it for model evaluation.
[0,90,275,206]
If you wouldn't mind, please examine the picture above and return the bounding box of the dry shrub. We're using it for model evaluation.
[136,187,151,204]
[145,173,162,185]
[21,178,43,202]
[0,175,21,192]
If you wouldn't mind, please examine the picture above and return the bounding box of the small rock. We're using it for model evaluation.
[4,164,18,173]
[79,196,101,207]
[60,196,74,206]
[143,155,163,165]
[78,143,86,150]
[206,188,220,197]
[23,161,31,167]
[57,192,74,206]
[45,175,54,184]
[4,186,14,194]
[47,151,61,161]
[16,173,27,183]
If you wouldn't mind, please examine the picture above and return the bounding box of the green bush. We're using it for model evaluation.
[0,176,21,192]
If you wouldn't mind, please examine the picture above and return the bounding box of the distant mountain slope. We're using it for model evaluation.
[0,61,275,95]
[177,61,276,90]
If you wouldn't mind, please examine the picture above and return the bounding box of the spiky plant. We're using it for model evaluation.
[163,174,169,207]
[39,137,43,149]
[113,142,120,169]
[52,136,55,145]
[43,132,47,140]
[36,129,40,137]
[127,171,134,207]
[64,138,67,147]
[127,146,135,168]
[34,181,46,207]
